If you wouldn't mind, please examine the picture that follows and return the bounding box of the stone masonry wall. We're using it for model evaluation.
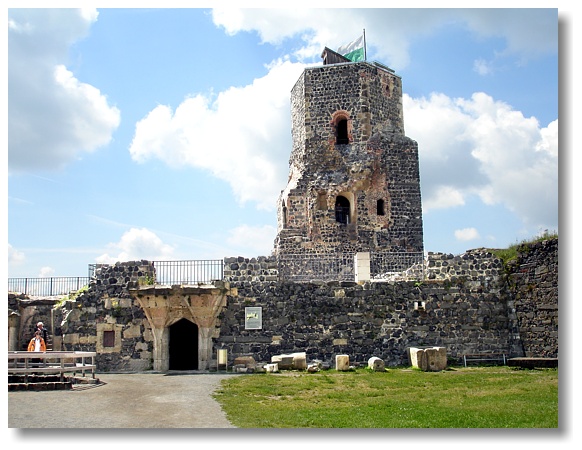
[275,62,423,258]
[10,239,558,371]
[506,238,558,358]
[52,261,156,372]
[218,248,516,367]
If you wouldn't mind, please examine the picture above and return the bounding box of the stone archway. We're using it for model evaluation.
[130,282,234,371]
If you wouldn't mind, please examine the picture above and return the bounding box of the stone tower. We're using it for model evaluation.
[274,49,423,271]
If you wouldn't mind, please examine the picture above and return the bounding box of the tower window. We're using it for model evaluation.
[336,119,349,145]
[335,196,350,224]
[377,199,385,216]
[282,202,288,228]
[331,110,351,145]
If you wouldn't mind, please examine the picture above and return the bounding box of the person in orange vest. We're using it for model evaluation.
[27,330,46,352]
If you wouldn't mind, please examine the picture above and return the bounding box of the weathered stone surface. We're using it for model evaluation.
[409,347,447,372]
[265,363,279,373]
[273,61,424,270]
[336,354,350,371]
[233,356,256,368]
[271,352,306,370]
[367,356,385,372]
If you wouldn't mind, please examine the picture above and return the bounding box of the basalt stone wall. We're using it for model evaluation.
[223,256,279,283]
[506,238,558,358]
[217,244,561,367]
[215,274,515,367]
[51,261,156,372]
[10,240,558,371]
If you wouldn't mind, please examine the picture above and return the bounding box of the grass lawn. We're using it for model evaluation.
[213,366,558,428]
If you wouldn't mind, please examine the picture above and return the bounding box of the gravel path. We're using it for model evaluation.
[8,372,238,428]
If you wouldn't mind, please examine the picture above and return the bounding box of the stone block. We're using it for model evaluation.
[293,352,307,370]
[335,354,350,371]
[271,354,294,369]
[408,347,447,372]
[233,355,256,368]
[367,356,385,372]
[271,352,306,370]
[265,363,279,373]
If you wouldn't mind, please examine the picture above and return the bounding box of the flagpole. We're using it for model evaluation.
[363,29,367,61]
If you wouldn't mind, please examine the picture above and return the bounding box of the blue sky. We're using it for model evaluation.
[7,6,562,279]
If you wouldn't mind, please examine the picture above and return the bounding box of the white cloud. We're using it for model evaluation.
[422,186,466,212]
[211,8,557,69]
[129,59,305,210]
[8,244,26,266]
[454,228,480,241]
[473,58,493,76]
[39,266,55,278]
[404,92,558,230]
[226,224,277,256]
[8,8,120,173]
[96,228,175,264]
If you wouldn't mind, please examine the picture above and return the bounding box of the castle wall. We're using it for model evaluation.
[507,239,558,358]
[9,239,558,371]
[52,261,156,372]
[219,248,518,367]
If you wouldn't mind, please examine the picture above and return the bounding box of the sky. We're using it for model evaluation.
[6,5,563,280]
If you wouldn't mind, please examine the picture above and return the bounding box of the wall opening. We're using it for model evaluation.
[336,119,349,144]
[331,110,351,145]
[335,196,351,224]
[169,318,199,370]
[377,199,385,216]
[282,201,288,228]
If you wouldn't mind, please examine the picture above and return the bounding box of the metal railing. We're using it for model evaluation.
[8,277,90,297]
[8,252,423,294]
[151,260,224,285]
[278,251,425,282]
[89,260,224,285]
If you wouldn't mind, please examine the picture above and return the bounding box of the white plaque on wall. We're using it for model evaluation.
[245,307,262,330]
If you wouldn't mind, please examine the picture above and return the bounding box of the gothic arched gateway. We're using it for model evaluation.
[130,283,232,371]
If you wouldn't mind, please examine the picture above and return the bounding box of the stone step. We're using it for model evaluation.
[8,381,73,391]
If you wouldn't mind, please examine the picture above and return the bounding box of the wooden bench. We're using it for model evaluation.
[8,351,97,381]
[462,353,507,367]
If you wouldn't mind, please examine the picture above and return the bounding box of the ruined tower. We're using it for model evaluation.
[274,48,424,274]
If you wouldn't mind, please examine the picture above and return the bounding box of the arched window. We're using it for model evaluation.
[331,110,351,145]
[336,119,349,145]
[377,199,385,216]
[335,196,350,224]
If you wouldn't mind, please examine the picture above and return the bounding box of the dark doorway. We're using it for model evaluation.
[335,196,351,224]
[169,318,198,370]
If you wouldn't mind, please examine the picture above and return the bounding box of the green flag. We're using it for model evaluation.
[337,35,365,62]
